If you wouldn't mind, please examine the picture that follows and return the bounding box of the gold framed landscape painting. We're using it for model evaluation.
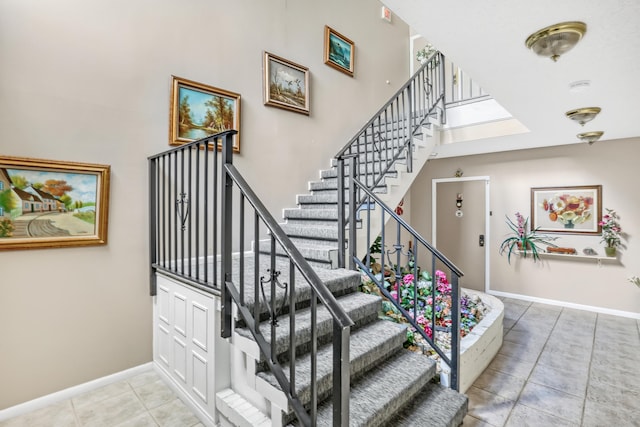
[0,156,110,250]
[263,52,310,115]
[169,76,241,152]
[531,185,602,235]
[324,25,354,77]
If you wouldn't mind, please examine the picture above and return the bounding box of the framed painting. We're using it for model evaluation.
[531,185,602,234]
[263,52,310,115]
[324,25,355,77]
[169,76,241,152]
[0,156,110,250]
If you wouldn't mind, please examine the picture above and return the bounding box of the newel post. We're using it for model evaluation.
[220,131,236,338]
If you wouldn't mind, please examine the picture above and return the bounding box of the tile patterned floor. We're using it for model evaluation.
[0,370,202,427]
[464,298,640,427]
[2,298,639,426]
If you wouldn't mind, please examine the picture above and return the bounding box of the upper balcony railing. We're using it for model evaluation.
[444,58,491,107]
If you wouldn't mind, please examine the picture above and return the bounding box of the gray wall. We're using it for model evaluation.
[0,0,410,408]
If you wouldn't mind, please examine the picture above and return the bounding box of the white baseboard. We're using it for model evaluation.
[0,363,153,422]
[489,290,640,320]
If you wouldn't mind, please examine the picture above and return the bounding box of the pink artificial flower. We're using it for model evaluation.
[403,274,414,285]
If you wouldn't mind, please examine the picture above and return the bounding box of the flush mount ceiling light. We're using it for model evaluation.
[565,107,601,125]
[525,21,586,61]
[577,131,604,145]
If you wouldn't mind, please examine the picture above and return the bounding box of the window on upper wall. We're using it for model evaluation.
[0,207,4,216]
[0,182,4,190]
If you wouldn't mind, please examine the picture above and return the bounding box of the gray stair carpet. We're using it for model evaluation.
[261,157,399,267]
[236,115,467,425]
[258,320,409,415]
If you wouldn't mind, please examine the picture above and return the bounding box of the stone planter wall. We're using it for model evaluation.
[454,289,504,393]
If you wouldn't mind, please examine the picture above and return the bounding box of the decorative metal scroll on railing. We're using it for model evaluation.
[149,131,353,426]
[219,137,353,426]
[148,132,230,294]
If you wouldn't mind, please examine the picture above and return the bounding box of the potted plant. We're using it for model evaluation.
[599,208,622,256]
[499,212,557,263]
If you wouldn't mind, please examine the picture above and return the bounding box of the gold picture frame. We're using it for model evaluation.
[324,26,355,77]
[0,155,110,250]
[263,52,310,115]
[169,76,241,152]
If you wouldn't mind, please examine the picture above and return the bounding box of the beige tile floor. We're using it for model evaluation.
[2,298,639,426]
[464,297,640,427]
[0,370,203,427]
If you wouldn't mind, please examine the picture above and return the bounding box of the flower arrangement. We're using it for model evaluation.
[499,212,557,263]
[416,43,438,65]
[360,260,486,348]
[539,193,594,229]
[599,208,622,249]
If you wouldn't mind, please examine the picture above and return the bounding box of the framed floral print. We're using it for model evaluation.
[531,185,602,234]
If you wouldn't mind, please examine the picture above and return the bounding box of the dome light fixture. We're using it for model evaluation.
[577,131,604,145]
[525,21,587,62]
[565,107,601,126]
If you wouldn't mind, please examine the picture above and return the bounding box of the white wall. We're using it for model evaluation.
[0,0,410,408]
[409,137,640,315]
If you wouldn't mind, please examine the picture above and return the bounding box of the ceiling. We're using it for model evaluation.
[383,0,640,158]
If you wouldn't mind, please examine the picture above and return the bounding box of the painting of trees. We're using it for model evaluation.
[10,175,28,190]
[42,179,73,197]
[0,189,17,213]
[179,95,194,128]
[170,77,241,151]
[204,96,234,132]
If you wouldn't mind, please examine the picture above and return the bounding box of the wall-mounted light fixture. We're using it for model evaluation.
[566,107,601,126]
[525,21,586,62]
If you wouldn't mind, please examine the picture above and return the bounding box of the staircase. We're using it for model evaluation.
[217,54,466,425]
[217,255,467,426]
[257,112,439,269]
[149,53,468,426]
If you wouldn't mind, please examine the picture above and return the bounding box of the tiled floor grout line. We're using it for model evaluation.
[501,303,562,426]
[579,312,599,426]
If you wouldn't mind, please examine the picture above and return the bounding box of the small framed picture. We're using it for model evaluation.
[531,185,602,234]
[169,76,241,152]
[263,52,310,115]
[0,156,110,250]
[324,26,355,77]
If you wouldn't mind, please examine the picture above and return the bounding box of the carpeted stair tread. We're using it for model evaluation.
[311,350,437,427]
[320,167,398,180]
[283,208,338,221]
[278,223,339,241]
[258,238,337,265]
[296,193,344,205]
[393,382,468,427]
[308,178,388,193]
[235,291,382,364]
[257,320,409,410]
[225,254,360,314]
